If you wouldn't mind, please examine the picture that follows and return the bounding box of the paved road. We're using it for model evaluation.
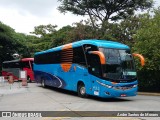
[0,82,159,120]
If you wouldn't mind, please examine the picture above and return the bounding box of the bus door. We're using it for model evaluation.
[83,44,101,93]
[22,61,33,81]
[87,53,102,91]
[70,46,89,91]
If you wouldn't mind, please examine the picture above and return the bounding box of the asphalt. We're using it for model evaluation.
[0,82,160,120]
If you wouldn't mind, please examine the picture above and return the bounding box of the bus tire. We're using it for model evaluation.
[27,76,31,83]
[41,79,46,88]
[78,83,87,98]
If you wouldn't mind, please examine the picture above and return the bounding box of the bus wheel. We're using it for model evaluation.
[41,79,46,88]
[78,83,87,98]
[27,76,31,83]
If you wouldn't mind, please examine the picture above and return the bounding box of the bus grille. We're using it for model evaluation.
[113,86,133,90]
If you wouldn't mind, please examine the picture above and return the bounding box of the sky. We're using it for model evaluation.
[0,0,160,35]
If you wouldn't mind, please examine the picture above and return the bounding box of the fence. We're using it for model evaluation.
[0,71,28,88]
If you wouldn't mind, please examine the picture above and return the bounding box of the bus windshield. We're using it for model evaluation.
[99,48,136,80]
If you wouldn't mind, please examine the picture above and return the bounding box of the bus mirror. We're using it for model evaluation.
[88,51,106,64]
[132,53,145,67]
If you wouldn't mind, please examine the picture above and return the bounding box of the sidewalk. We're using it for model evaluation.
[138,92,160,96]
[0,81,28,95]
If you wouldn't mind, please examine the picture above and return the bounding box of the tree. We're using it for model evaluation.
[29,24,58,54]
[51,25,73,47]
[99,15,142,45]
[132,9,160,91]
[0,22,15,62]
[23,35,42,57]
[58,0,153,27]
[30,24,57,37]
[133,11,160,71]
[71,20,99,40]
[0,22,30,64]
[50,21,100,48]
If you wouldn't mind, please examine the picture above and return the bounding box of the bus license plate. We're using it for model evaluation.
[121,94,127,97]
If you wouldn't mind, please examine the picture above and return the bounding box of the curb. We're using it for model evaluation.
[138,92,160,96]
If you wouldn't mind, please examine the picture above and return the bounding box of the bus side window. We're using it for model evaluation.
[22,61,30,68]
[2,63,8,68]
[87,54,102,77]
[14,62,20,68]
[83,44,102,76]
[34,51,61,64]
[10,62,20,68]
[83,44,98,53]
[73,46,86,67]
[2,62,20,69]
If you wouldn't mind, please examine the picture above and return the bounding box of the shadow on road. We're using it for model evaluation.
[88,96,132,102]
[38,85,133,102]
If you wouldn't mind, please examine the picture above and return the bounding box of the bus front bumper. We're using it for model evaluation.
[92,81,138,98]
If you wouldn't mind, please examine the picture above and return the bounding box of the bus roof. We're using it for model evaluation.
[3,59,20,63]
[35,39,130,55]
[3,58,34,63]
[21,58,34,62]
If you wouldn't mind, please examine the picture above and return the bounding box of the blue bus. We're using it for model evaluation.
[33,40,144,98]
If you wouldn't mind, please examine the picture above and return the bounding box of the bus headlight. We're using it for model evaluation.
[96,80,113,88]
[133,84,137,88]
[105,85,112,88]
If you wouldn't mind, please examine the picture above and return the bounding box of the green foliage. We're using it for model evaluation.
[30,24,57,37]
[133,10,160,71]
[29,24,59,56]
[71,20,99,40]
[90,15,142,47]
[0,22,30,64]
[51,25,73,47]
[58,0,153,25]
[133,9,160,91]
